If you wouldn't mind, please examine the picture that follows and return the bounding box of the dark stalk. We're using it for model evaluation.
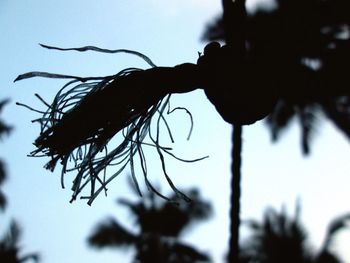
[221,0,246,262]
[228,125,242,263]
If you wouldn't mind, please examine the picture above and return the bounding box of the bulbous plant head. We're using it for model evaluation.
[197,41,278,125]
[202,0,350,153]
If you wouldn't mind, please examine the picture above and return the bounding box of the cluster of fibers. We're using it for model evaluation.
[16,45,206,205]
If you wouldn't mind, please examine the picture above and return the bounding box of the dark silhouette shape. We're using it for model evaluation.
[0,99,12,211]
[15,51,210,204]
[0,161,6,211]
[15,7,277,205]
[0,100,40,263]
[88,185,212,263]
[203,0,350,154]
[0,100,12,139]
[203,1,350,262]
[238,204,350,263]
[229,124,242,263]
[15,1,350,262]
[0,221,40,263]
[220,2,246,263]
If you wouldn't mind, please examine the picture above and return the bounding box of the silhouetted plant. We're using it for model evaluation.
[0,99,12,211]
[0,100,12,139]
[16,1,350,263]
[203,1,350,261]
[15,47,211,204]
[0,162,6,211]
[238,204,350,263]
[14,1,272,205]
[0,101,40,263]
[0,221,40,263]
[88,186,212,263]
[15,3,250,262]
[203,0,350,154]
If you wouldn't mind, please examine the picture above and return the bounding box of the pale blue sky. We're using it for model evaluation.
[1,1,350,262]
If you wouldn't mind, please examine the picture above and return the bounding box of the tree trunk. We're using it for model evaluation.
[221,0,246,261]
[228,125,242,263]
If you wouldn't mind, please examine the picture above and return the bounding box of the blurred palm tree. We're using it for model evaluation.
[88,186,212,263]
[0,161,6,211]
[16,1,350,263]
[203,1,350,261]
[0,100,40,263]
[0,221,40,263]
[238,204,350,263]
[0,100,12,139]
[203,0,350,154]
[0,99,12,211]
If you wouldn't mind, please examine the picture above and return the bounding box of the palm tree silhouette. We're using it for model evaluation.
[0,161,6,211]
[0,99,12,211]
[0,101,40,263]
[88,186,212,263]
[238,204,350,263]
[0,221,40,263]
[16,1,349,263]
[203,1,350,261]
[204,0,350,154]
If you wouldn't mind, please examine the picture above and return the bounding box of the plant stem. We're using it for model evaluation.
[228,124,242,263]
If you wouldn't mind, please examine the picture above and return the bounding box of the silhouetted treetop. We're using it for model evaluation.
[0,221,40,263]
[16,0,349,202]
[239,204,349,263]
[0,99,12,211]
[204,0,350,154]
[0,100,12,139]
[88,187,212,263]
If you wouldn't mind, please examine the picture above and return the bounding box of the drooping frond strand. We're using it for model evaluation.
[16,47,206,204]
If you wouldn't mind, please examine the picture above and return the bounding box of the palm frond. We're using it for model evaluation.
[16,46,206,204]
[314,251,341,263]
[297,104,319,155]
[0,221,21,251]
[38,44,157,68]
[0,100,10,113]
[266,100,296,142]
[327,213,350,237]
[90,187,212,262]
[201,15,225,42]
[321,212,350,251]
[0,191,6,212]
[0,100,12,138]
[19,254,40,263]
[321,96,350,140]
[170,242,211,262]
[88,218,137,248]
[180,188,212,222]
[0,160,6,185]
[241,206,311,263]
[202,0,350,153]
[118,188,212,238]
